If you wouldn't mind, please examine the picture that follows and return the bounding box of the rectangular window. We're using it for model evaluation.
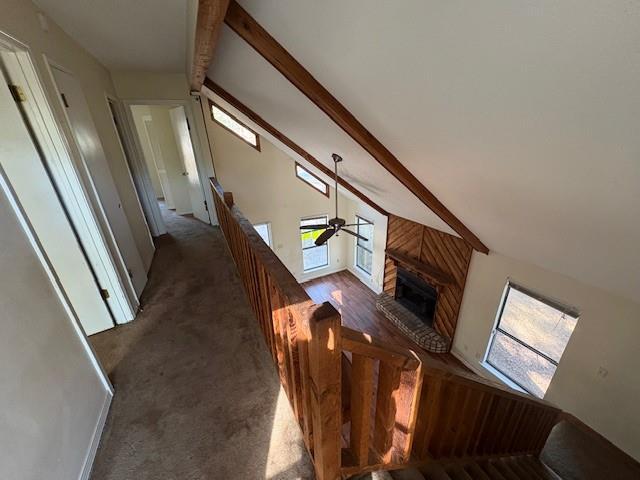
[295,163,329,197]
[300,216,329,271]
[485,282,579,398]
[210,101,260,150]
[253,222,272,248]
[355,216,373,275]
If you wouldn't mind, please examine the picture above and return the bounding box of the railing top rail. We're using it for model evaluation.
[211,177,311,308]
[212,177,559,415]
[418,355,560,410]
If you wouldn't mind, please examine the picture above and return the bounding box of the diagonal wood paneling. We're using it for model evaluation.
[384,215,473,345]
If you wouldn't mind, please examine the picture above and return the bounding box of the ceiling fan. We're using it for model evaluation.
[299,154,370,246]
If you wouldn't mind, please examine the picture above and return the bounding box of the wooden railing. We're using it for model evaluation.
[210,178,562,480]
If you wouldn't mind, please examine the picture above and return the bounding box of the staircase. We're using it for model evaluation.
[355,455,560,480]
[210,178,639,480]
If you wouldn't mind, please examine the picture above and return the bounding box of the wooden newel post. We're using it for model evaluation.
[307,302,342,480]
[223,191,234,207]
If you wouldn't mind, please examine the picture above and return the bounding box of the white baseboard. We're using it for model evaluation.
[346,266,382,294]
[79,392,112,480]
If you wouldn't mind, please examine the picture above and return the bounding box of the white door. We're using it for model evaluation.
[49,65,147,299]
[143,117,176,209]
[0,66,114,335]
[107,99,165,238]
[169,106,210,223]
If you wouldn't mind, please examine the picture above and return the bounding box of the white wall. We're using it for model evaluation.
[0,180,111,480]
[0,0,154,272]
[453,251,640,460]
[131,108,164,198]
[204,114,354,282]
[130,105,193,215]
[112,71,217,223]
[345,201,388,293]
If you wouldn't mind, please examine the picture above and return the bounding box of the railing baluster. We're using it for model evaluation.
[350,353,375,466]
[211,178,563,479]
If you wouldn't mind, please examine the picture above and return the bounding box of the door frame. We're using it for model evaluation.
[106,94,166,237]
[123,98,214,225]
[0,32,138,325]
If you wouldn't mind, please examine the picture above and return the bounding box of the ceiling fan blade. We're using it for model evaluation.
[341,228,368,242]
[300,224,330,231]
[343,221,372,227]
[315,228,336,246]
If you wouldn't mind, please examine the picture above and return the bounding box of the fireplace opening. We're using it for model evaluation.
[395,267,438,327]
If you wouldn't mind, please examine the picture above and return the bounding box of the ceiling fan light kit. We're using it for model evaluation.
[299,154,370,246]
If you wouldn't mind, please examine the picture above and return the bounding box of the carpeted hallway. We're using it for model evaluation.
[89,206,315,480]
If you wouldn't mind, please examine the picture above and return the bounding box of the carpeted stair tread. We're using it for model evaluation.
[490,459,523,480]
[445,464,474,480]
[390,466,427,480]
[353,470,395,480]
[420,462,454,480]
[478,460,509,480]
[464,462,492,480]
[504,457,537,479]
[513,457,548,480]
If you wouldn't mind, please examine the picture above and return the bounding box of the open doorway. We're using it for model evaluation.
[126,103,211,225]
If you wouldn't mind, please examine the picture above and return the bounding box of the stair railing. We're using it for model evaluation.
[210,178,562,480]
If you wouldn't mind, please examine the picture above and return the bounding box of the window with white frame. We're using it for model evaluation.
[252,222,272,248]
[300,216,329,271]
[210,101,260,150]
[295,163,329,197]
[485,282,579,398]
[355,216,373,275]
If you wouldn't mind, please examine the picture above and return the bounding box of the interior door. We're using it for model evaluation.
[49,65,147,298]
[169,106,210,223]
[0,65,114,335]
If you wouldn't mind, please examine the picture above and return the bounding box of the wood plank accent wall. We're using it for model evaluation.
[383,215,473,343]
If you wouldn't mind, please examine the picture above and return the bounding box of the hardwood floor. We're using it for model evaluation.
[302,269,469,371]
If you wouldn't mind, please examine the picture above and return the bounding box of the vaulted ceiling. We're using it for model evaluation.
[31,0,640,303]
[206,0,640,303]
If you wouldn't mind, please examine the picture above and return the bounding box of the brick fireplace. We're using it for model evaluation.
[383,215,473,348]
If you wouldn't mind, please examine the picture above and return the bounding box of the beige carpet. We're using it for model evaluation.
[90,206,315,480]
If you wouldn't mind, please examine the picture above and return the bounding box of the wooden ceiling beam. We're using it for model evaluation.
[190,0,230,92]
[203,77,389,217]
[224,0,489,254]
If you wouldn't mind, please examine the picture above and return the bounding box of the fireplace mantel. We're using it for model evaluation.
[385,248,454,286]
[383,216,473,345]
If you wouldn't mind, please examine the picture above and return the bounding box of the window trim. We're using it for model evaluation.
[354,215,373,275]
[252,221,272,248]
[209,100,261,151]
[295,162,329,198]
[300,214,330,272]
[484,281,579,397]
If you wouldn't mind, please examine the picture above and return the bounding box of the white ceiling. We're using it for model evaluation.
[33,0,188,72]
[209,0,640,303]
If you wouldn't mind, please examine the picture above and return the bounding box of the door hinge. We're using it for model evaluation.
[9,84,27,103]
[204,200,208,211]
[60,92,69,108]
[100,288,110,300]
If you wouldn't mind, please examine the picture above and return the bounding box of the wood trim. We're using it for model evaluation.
[385,248,454,286]
[295,162,329,198]
[191,0,230,91]
[209,99,261,151]
[203,77,389,216]
[223,0,489,254]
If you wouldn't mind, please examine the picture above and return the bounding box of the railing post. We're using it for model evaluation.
[223,191,234,207]
[307,302,342,480]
